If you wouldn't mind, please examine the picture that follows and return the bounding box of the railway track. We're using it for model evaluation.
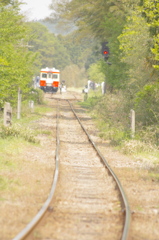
[13,93,131,240]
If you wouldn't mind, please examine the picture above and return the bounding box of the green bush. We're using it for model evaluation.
[135,84,159,126]
[27,88,44,105]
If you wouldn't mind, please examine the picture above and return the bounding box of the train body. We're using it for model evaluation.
[40,67,60,93]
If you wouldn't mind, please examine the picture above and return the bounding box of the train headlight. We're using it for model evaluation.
[40,80,46,86]
[52,81,59,87]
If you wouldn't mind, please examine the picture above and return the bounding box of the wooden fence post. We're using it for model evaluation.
[130,109,135,138]
[4,102,12,126]
[29,100,34,112]
[17,87,22,119]
[101,82,106,94]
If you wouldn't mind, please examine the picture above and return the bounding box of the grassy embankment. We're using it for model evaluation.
[80,89,159,181]
[0,100,54,196]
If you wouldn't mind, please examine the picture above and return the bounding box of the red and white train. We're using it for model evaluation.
[39,67,60,93]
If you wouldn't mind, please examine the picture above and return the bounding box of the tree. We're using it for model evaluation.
[140,0,159,69]
[87,62,105,83]
[118,1,159,126]
[28,22,71,72]
[58,31,101,68]
[118,10,152,90]
[49,0,131,91]
[1,0,13,6]
[50,0,126,40]
[0,3,35,107]
[118,1,159,91]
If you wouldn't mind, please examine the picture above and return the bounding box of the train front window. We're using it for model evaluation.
[52,74,58,79]
[42,73,47,78]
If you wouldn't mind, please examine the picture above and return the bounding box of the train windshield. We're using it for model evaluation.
[52,74,58,79]
[42,73,47,78]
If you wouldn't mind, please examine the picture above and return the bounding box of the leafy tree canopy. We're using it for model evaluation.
[1,0,13,6]
[27,22,71,72]
[0,2,35,107]
[139,0,159,69]
[87,62,105,83]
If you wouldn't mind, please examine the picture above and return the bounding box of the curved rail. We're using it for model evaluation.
[68,100,131,240]
[12,102,60,240]
[12,98,131,240]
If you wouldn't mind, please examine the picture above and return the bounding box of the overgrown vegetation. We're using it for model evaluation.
[0,124,38,143]
[80,90,159,167]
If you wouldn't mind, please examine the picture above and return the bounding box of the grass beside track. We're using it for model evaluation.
[79,90,159,181]
[0,102,54,193]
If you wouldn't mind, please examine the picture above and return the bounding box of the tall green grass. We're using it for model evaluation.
[80,91,159,167]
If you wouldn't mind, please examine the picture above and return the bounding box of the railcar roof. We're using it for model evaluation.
[40,67,60,72]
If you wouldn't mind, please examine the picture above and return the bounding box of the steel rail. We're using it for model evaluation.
[68,100,131,240]
[12,102,60,240]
